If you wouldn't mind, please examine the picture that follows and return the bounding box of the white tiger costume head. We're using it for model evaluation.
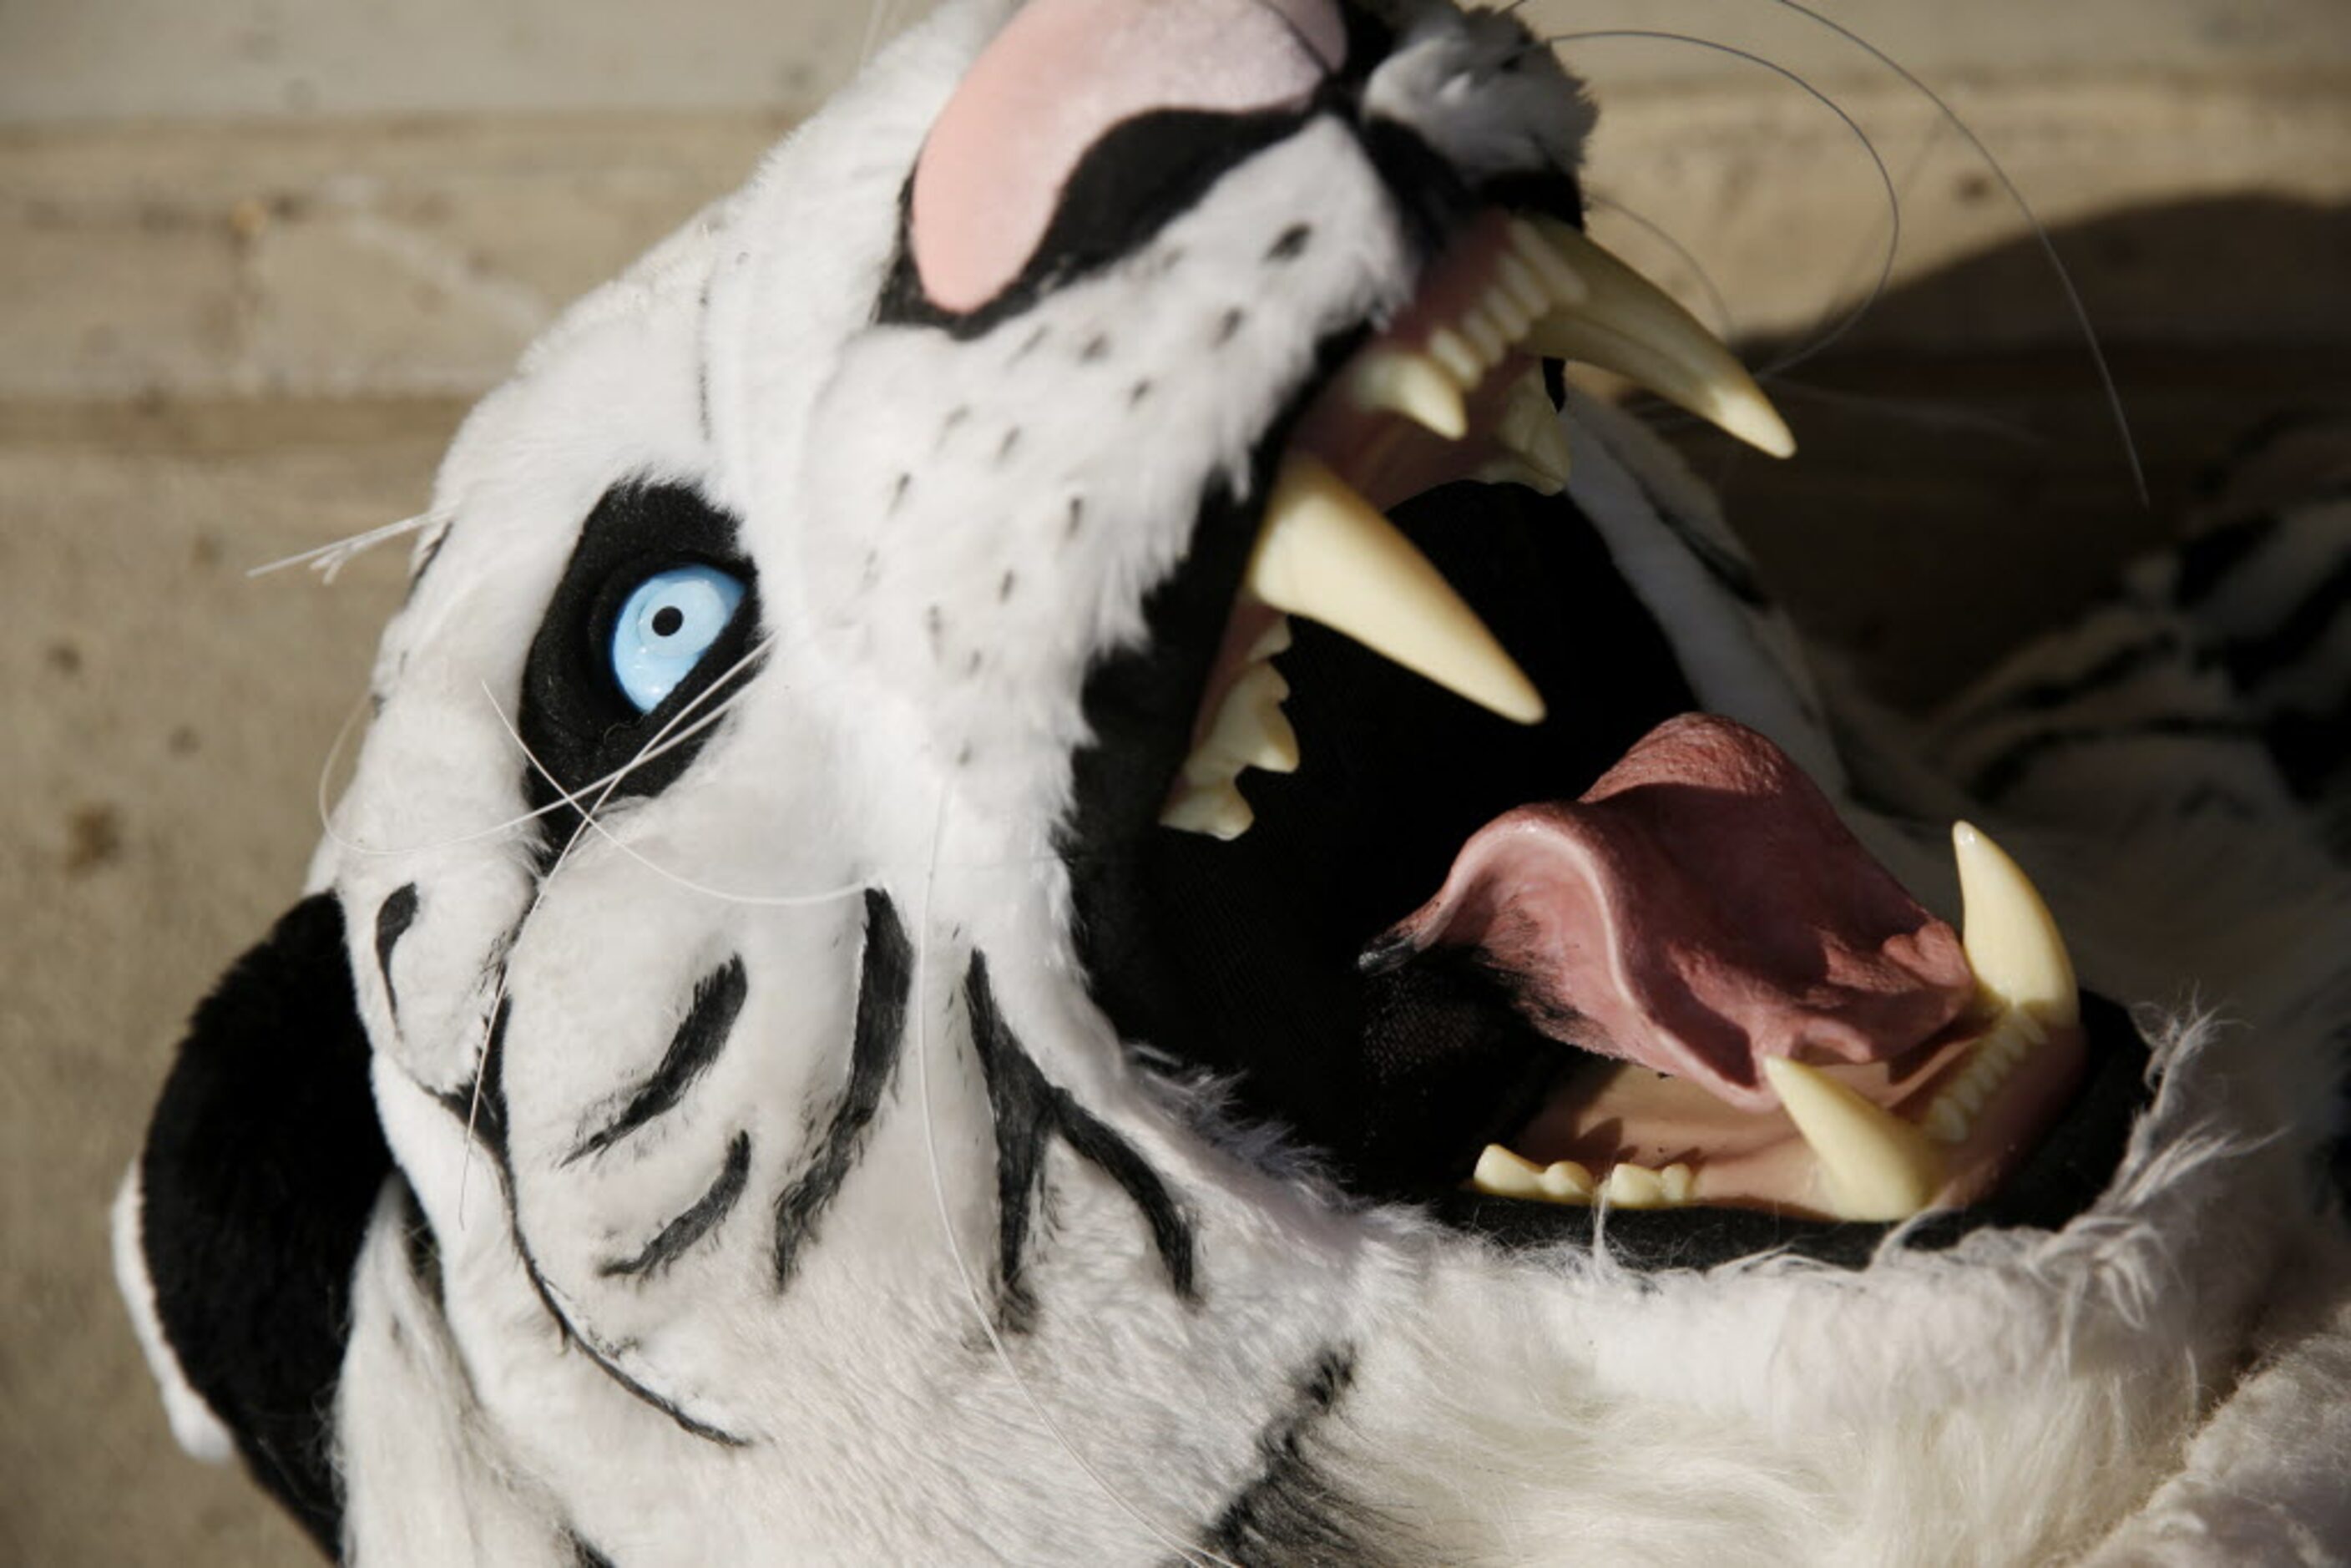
[115,2,2351,1562]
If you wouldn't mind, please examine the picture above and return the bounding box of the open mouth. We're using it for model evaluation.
[1062,203,2141,1259]
[896,0,2145,1262]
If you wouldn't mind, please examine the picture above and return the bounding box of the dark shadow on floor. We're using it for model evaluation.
[1652,195,2351,707]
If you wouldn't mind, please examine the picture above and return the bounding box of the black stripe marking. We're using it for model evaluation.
[432,998,513,1161]
[373,883,421,1019]
[963,953,1196,1333]
[402,525,451,606]
[772,890,912,1291]
[602,1130,752,1279]
[1599,448,1771,609]
[567,958,749,1165]
[2173,512,2282,608]
[1972,630,2192,716]
[1969,714,2259,803]
[438,984,747,1446]
[569,1535,619,1568]
[2222,549,2351,687]
[519,1249,751,1448]
[1661,511,1770,608]
[1185,1348,1401,1568]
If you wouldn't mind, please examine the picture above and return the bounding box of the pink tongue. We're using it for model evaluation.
[910,0,1344,311]
[1388,715,1974,1110]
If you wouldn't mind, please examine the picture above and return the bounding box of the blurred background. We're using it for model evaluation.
[3,1,2345,1561]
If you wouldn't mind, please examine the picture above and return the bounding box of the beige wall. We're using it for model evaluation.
[4,3,2346,1564]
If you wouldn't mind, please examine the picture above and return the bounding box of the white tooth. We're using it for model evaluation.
[1604,1163,1668,1208]
[1246,614,1294,663]
[1472,1148,1598,1205]
[1188,661,1299,776]
[1347,347,1468,439]
[1762,1057,1944,1222]
[1661,1162,1696,1203]
[1507,216,1590,305]
[1247,452,1545,724]
[1472,1145,1548,1199]
[1459,307,1508,367]
[1495,253,1552,319]
[1925,1100,1969,1145]
[1426,328,1484,387]
[1953,822,2079,1029]
[1954,1075,1991,1116]
[1159,778,1254,840]
[1496,370,1574,483]
[1540,1159,1597,1201]
[1524,218,1796,460]
[1483,283,1532,341]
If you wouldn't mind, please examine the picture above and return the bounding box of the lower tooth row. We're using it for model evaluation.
[1472,1146,1696,1209]
[1921,1009,2046,1145]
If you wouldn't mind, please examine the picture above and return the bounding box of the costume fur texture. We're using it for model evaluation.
[116,2,2351,1562]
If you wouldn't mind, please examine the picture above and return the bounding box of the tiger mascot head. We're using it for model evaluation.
[115,2,2351,1562]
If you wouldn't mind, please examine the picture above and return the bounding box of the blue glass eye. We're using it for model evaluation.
[609,564,747,713]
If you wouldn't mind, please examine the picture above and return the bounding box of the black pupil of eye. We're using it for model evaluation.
[651,604,686,638]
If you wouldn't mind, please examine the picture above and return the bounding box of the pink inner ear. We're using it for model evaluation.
[909,0,1345,314]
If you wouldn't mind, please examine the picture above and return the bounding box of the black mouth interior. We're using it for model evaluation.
[1065,474,1696,1192]
[1062,455,2155,1271]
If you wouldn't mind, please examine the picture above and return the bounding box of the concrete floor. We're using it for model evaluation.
[3,2,2346,1562]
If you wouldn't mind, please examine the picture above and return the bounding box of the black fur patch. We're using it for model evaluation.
[963,954,1197,1333]
[1187,1348,1401,1568]
[137,893,391,1554]
[567,957,750,1164]
[772,890,913,1291]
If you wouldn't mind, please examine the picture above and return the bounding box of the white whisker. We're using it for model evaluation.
[1737,0,2147,502]
[1543,29,1901,389]
[248,511,444,584]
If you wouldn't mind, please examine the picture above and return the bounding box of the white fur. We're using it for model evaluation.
[109,1169,238,1466]
[141,0,2351,1560]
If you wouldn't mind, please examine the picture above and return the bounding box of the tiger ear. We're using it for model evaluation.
[112,893,391,1557]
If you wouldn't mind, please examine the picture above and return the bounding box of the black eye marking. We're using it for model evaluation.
[516,482,761,846]
[373,883,420,1019]
[565,957,750,1166]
